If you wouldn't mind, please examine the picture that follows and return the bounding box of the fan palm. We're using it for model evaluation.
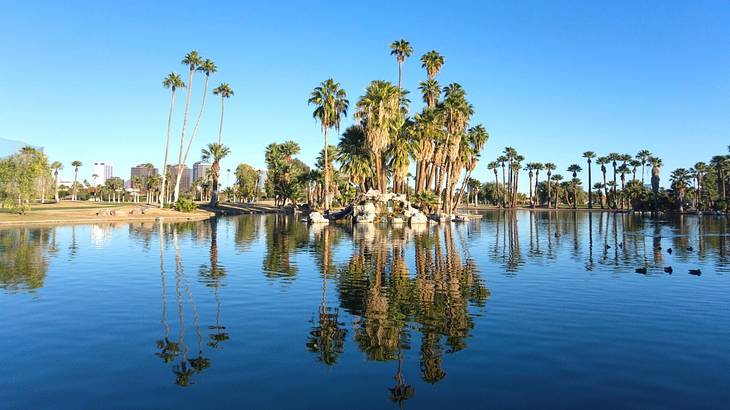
[160,72,185,207]
[309,79,349,211]
[389,39,413,89]
[636,149,652,184]
[544,162,556,208]
[418,79,440,108]
[201,143,231,206]
[567,164,582,209]
[551,174,563,209]
[173,50,203,202]
[582,151,596,208]
[213,83,234,144]
[337,125,373,192]
[355,80,404,193]
[51,161,63,202]
[71,160,82,200]
[420,50,444,80]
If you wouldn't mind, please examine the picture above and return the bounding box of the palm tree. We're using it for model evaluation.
[544,162,556,208]
[418,79,441,108]
[420,50,445,80]
[608,153,620,208]
[337,125,373,193]
[71,160,82,200]
[173,51,203,203]
[441,83,474,213]
[582,151,596,209]
[567,164,582,209]
[487,161,499,206]
[201,143,231,206]
[636,150,652,184]
[91,174,99,201]
[596,156,610,208]
[693,161,708,210]
[670,168,690,212]
[212,83,234,144]
[51,161,62,202]
[629,159,641,183]
[355,80,403,193]
[160,72,185,208]
[551,174,563,209]
[389,39,413,90]
[618,163,630,209]
[498,155,508,207]
[309,79,349,212]
[532,162,545,206]
[525,163,537,208]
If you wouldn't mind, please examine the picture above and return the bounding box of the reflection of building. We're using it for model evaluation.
[166,165,192,191]
[92,162,113,186]
[193,161,211,182]
[130,164,159,180]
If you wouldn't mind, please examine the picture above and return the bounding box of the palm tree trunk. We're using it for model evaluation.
[160,89,176,208]
[175,74,211,202]
[528,174,534,208]
[323,127,330,211]
[217,96,225,145]
[54,172,60,202]
[173,67,195,203]
[588,162,593,209]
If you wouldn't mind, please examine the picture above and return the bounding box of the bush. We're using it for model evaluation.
[714,200,727,212]
[174,197,196,213]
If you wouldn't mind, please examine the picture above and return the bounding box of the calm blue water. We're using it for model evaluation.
[1,211,729,409]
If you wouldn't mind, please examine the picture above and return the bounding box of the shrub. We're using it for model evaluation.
[175,197,196,213]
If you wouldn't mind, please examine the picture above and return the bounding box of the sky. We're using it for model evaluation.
[1,0,728,189]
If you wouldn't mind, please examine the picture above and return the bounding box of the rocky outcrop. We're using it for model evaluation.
[308,211,330,224]
[352,190,429,226]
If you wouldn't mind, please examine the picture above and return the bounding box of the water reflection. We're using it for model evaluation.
[1,211,729,404]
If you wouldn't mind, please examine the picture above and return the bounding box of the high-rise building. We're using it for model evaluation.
[92,162,113,186]
[166,165,192,191]
[130,164,159,180]
[192,161,211,182]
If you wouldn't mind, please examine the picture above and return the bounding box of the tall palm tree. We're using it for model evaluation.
[670,168,691,213]
[201,143,231,206]
[596,156,610,208]
[441,83,473,213]
[420,51,445,80]
[544,162,556,209]
[525,163,537,208]
[337,125,373,193]
[498,155,508,207]
[551,174,563,209]
[608,153,620,208]
[567,164,582,209]
[389,39,413,90]
[177,58,217,203]
[51,161,63,202]
[636,149,652,184]
[355,80,404,193]
[160,72,185,208]
[618,164,630,209]
[487,161,499,206]
[173,51,203,203]
[533,162,544,207]
[212,83,234,144]
[693,161,708,210]
[582,151,596,208]
[71,160,82,200]
[309,79,349,212]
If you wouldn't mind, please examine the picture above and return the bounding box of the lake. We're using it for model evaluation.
[2,211,729,409]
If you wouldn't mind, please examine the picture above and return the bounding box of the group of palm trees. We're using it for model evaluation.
[161,51,234,207]
[308,39,489,215]
[484,149,664,210]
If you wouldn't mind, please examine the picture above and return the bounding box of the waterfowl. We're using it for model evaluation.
[687,246,694,251]
[618,242,624,248]
[655,246,662,251]
[667,248,672,254]
[605,244,611,250]
[635,267,648,274]
[688,269,702,276]
[664,266,673,274]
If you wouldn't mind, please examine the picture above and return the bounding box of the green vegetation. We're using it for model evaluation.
[0,147,52,213]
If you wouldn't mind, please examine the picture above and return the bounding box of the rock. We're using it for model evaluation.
[110,209,127,216]
[409,210,428,224]
[308,211,330,224]
[454,214,470,222]
[96,209,111,216]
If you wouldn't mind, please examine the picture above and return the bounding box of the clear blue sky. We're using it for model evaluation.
[1,0,728,188]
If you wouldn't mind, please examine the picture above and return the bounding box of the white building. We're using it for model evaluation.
[92,162,113,186]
